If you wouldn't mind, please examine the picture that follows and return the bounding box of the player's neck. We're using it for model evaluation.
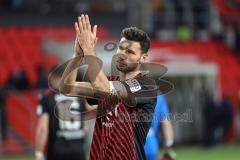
[119,70,141,81]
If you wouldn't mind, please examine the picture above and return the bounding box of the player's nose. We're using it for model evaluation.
[117,53,127,61]
[117,48,126,55]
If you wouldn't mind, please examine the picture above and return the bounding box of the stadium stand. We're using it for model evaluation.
[0,0,240,158]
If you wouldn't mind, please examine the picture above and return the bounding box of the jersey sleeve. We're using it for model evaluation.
[85,98,98,105]
[36,93,49,116]
[117,74,158,106]
[85,75,117,105]
[86,74,157,107]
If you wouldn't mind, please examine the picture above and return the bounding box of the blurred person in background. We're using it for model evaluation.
[35,70,89,160]
[202,90,216,146]
[0,86,7,141]
[202,90,234,145]
[144,95,175,160]
[36,65,49,89]
[7,67,29,91]
[215,93,233,143]
[237,89,240,142]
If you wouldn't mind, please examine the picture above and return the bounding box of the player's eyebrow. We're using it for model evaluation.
[119,40,141,53]
[127,48,135,54]
[118,45,136,54]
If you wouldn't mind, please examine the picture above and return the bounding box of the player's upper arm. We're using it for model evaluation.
[36,113,49,140]
[36,94,49,130]
[110,75,158,106]
[37,113,49,129]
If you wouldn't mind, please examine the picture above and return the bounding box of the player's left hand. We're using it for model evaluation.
[75,14,98,54]
[161,147,176,160]
[35,157,45,160]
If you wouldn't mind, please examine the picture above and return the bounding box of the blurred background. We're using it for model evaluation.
[0,0,240,159]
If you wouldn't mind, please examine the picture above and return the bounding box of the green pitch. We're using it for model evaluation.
[1,145,240,160]
[174,145,240,160]
[0,156,32,160]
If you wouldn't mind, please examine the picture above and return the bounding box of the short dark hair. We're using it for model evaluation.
[121,27,150,53]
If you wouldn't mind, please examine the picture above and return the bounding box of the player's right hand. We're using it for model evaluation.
[74,35,83,56]
[161,148,176,160]
[35,151,45,160]
[35,157,45,160]
[74,14,98,54]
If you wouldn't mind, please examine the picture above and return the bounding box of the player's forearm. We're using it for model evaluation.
[62,82,96,98]
[162,119,174,147]
[35,126,48,152]
[59,55,83,94]
[66,54,81,83]
[61,55,82,85]
[66,35,84,83]
[58,53,97,98]
[84,50,110,95]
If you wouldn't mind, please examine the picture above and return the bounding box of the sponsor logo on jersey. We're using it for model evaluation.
[125,78,141,93]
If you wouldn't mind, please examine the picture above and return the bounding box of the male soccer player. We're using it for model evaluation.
[144,95,175,160]
[35,71,88,160]
[59,14,158,160]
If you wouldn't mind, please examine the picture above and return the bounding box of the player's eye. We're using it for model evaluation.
[126,49,135,54]
[118,45,124,50]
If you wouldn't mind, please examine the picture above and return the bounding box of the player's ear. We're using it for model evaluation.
[140,53,148,63]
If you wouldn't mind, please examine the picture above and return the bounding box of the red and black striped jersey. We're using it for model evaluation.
[89,73,157,160]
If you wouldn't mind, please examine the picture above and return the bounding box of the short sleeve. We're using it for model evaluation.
[85,98,98,105]
[121,74,158,105]
[36,94,49,116]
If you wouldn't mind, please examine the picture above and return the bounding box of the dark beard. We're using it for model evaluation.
[116,62,139,73]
